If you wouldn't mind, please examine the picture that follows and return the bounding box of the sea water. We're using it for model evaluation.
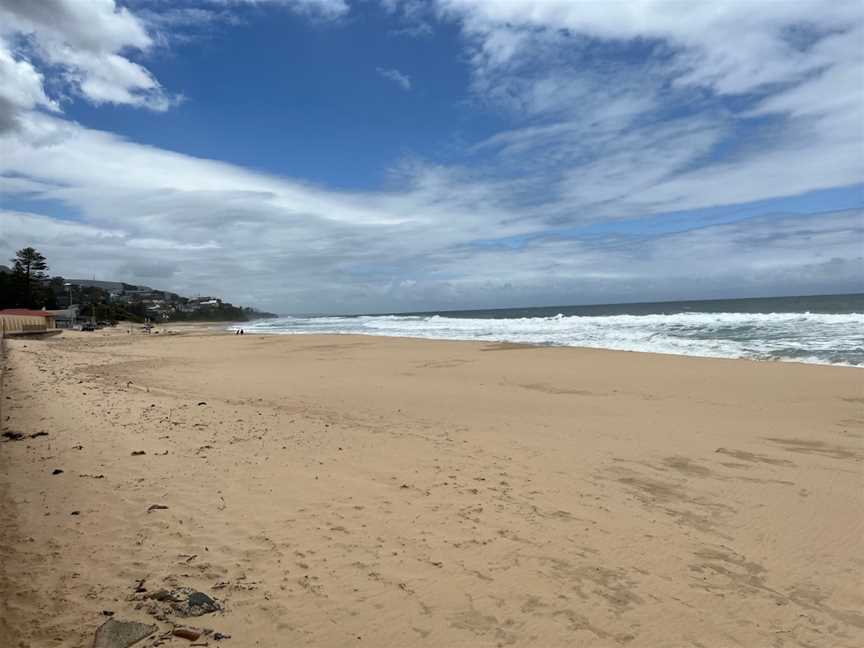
[242,294,864,366]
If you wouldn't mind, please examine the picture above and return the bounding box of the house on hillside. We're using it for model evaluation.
[68,279,127,292]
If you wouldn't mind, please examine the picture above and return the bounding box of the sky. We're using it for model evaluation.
[0,0,862,315]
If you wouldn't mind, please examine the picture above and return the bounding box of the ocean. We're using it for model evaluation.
[241,293,864,366]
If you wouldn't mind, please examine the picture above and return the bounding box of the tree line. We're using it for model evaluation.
[0,247,274,322]
[0,248,150,320]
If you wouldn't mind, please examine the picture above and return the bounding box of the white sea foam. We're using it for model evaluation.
[241,311,864,366]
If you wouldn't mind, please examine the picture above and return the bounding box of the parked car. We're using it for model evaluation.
[81,322,96,331]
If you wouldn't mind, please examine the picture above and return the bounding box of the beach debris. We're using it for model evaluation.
[80,473,105,479]
[147,504,169,513]
[30,431,49,438]
[197,401,207,406]
[1,431,24,441]
[103,610,115,616]
[131,450,146,456]
[52,468,64,475]
[133,579,147,593]
[92,618,157,648]
[186,591,220,616]
[172,627,202,641]
[71,510,80,516]
[141,587,222,618]
[151,589,181,602]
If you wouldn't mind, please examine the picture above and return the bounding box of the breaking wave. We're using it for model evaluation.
[241,310,863,366]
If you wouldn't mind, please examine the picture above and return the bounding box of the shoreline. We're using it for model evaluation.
[232,327,864,369]
[1,329,862,647]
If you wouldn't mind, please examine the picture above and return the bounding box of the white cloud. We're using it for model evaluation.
[126,238,221,251]
[283,0,349,20]
[376,66,412,90]
[380,0,434,37]
[435,0,861,90]
[0,36,59,131]
[2,110,860,313]
[0,0,350,125]
[1,0,152,51]
[431,0,864,223]
[381,209,864,309]
[0,0,175,114]
[191,0,349,20]
[0,112,531,310]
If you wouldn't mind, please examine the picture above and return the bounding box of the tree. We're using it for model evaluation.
[11,247,49,308]
[0,268,12,308]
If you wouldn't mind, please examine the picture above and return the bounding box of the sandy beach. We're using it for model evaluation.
[1,328,862,647]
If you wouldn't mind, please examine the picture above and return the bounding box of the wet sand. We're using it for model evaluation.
[1,328,862,647]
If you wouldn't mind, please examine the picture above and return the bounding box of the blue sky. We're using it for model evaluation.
[64,3,483,188]
[0,0,862,313]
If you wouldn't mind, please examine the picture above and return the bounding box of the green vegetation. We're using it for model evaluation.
[0,247,277,322]
[1,247,54,309]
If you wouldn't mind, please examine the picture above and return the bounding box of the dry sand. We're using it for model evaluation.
[1,327,862,647]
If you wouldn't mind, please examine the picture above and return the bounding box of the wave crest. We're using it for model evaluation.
[241,311,864,366]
